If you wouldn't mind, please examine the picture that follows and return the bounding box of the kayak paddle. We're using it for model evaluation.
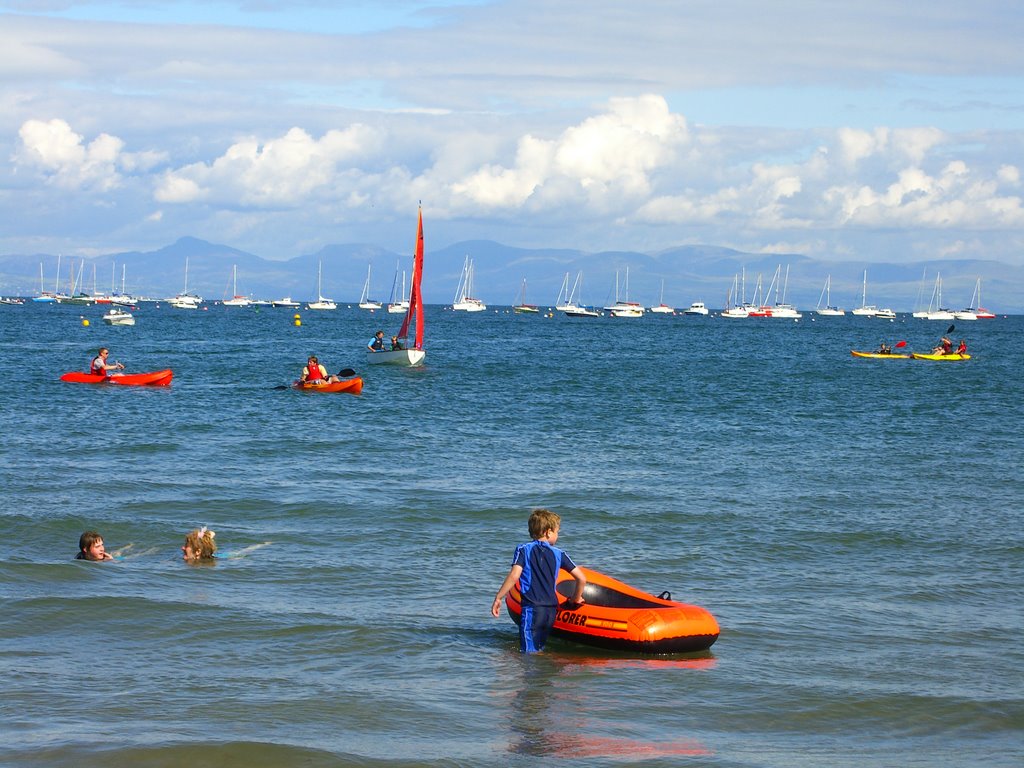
[895,340,907,348]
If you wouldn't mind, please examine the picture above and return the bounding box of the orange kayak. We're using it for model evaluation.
[292,377,363,395]
[505,566,719,654]
[60,369,173,386]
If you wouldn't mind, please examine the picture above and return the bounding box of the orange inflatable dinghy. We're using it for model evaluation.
[505,566,719,654]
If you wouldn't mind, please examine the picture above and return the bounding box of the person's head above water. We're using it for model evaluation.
[182,527,217,561]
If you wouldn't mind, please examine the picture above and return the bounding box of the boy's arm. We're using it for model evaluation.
[566,566,587,605]
[491,564,523,617]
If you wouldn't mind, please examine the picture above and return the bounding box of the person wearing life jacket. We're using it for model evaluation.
[955,339,967,355]
[300,356,338,384]
[367,330,386,352]
[91,347,125,377]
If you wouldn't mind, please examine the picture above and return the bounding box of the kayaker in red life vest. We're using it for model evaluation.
[91,347,125,377]
[301,356,339,383]
[956,339,967,355]
[932,336,953,355]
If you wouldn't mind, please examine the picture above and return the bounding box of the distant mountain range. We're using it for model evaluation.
[0,236,1019,312]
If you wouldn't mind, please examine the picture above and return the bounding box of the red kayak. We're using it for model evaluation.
[61,369,173,386]
[291,377,363,395]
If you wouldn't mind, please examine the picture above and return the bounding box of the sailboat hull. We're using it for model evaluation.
[366,349,425,367]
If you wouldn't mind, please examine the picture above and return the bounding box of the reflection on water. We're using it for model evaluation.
[506,654,712,759]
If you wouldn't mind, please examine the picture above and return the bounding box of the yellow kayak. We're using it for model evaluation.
[851,351,910,359]
[910,353,971,361]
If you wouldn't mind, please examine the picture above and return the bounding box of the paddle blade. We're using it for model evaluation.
[336,368,356,378]
[946,324,955,333]
[273,385,289,390]
[895,340,907,348]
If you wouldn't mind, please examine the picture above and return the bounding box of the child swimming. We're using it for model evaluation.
[182,527,217,562]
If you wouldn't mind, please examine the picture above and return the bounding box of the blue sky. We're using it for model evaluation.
[1,0,1022,265]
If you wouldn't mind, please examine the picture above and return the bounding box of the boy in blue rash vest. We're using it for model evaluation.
[491,508,587,653]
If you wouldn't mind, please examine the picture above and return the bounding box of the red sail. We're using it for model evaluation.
[397,206,425,349]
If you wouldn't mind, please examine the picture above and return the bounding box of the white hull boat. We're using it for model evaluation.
[367,206,427,367]
[366,348,426,366]
[452,256,486,311]
[103,308,135,325]
[358,264,382,310]
[604,268,643,317]
[815,275,845,315]
[307,261,336,310]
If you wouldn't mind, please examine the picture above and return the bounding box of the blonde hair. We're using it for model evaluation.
[528,508,560,540]
[184,527,217,560]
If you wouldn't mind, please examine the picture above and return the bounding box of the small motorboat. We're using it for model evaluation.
[291,377,363,394]
[102,308,135,326]
[504,566,719,654]
[60,369,173,386]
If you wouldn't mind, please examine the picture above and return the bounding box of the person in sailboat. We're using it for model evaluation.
[390,335,404,351]
[367,330,386,352]
[91,347,125,377]
[301,355,339,384]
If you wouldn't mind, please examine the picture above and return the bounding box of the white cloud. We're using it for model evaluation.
[14,118,124,191]
[13,118,168,191]
[155,125,382,207]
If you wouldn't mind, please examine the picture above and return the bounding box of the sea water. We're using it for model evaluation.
[0,302,1021,767]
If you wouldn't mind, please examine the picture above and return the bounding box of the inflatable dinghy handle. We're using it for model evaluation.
[658,590,672,600]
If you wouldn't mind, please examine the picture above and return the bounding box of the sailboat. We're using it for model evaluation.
[452,256,486,311]
[59,260,95,305]
[851,270,878,316]
[222,264,252,306]
[111,264,137,306]
[33,258,60,302]
[170,258,203,308]
[815,275,845,316]
[721,269,753,318]
[761,265,802,318]
[513,279,539,313]
[367,206,426,366]
[912,268,930,318]
[925,273,955,320]
[555,272,574,312]
[562,272,600,317]
[387,261,410,314]
[648,279,674,314]
[306,261,336,310]
[956,277,995,320]
[604,267,644,317]
[358,264,382,310]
